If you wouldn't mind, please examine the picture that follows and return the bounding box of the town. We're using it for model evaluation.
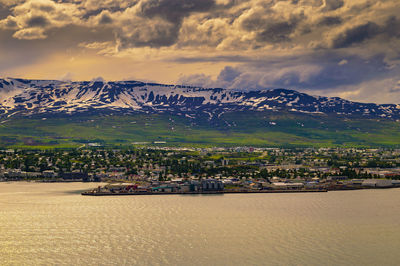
[1,146,400,194]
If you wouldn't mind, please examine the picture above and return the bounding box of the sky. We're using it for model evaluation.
[0,0,400,104]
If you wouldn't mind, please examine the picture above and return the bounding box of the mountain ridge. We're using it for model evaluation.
[1,78,399,121]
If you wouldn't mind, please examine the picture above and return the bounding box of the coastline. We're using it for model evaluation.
[81,189,328,196]
[81,186,400,196]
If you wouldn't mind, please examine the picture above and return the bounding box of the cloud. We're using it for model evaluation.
[178,53,400,102]
[97,10,113,24]
[384,16,400,38]
[13,27,46,39]
[0,3,12,20]
[237,2,305,45]
[0,0,82,39]
[257,20,300,43]
[178,73,215,88]
[91,76,105,82]
[317,16,342,26]
[179,62,400,104]
[26,14,49,27]
[0,0,400,103]
[60,71,74,81]
[330,22,380,48]
[322,0,344,11]
[218,66,241,83]
[115,0,216,48]
[1,0,399,50]
[389,80,400,93]
[0,15,17,28]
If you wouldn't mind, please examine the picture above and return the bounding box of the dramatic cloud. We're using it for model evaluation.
[322,0,344,11]
[0,0,399,103]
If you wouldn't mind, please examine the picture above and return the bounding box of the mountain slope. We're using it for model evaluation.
[1,78,400,120]
[0,78,400,148]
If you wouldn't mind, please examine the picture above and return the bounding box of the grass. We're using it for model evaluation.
[0,111,399,148]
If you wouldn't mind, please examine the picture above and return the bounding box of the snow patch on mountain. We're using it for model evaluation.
[0,78,399,120]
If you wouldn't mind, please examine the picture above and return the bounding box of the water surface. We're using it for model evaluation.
[1,182,400,265]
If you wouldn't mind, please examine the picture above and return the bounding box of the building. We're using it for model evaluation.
[271,182,304,190]
[201,179,224,191]
[60,171,89,181]
[327,176,348,181]
[362,179,393,188]
[42,170,57,178]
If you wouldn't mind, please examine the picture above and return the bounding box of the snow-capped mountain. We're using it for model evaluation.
[1,78,399,120]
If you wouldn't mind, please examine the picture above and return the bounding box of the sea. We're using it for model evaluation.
[1,182,399,265]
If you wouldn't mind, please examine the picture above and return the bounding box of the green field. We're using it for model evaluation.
[0,111,400,148]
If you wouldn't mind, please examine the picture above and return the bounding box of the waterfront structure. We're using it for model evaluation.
[202,179,224,191]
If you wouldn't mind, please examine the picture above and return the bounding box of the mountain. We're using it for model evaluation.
[0,78,400,148]
[1,78,400,120]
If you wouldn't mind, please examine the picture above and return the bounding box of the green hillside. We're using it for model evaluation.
[0,111,399,148]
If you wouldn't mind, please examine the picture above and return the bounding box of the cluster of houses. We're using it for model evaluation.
[2,148,400,188]
[0,169,97,182]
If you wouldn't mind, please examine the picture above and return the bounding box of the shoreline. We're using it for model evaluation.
[81,189,328,196]
[81,186,400,196]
